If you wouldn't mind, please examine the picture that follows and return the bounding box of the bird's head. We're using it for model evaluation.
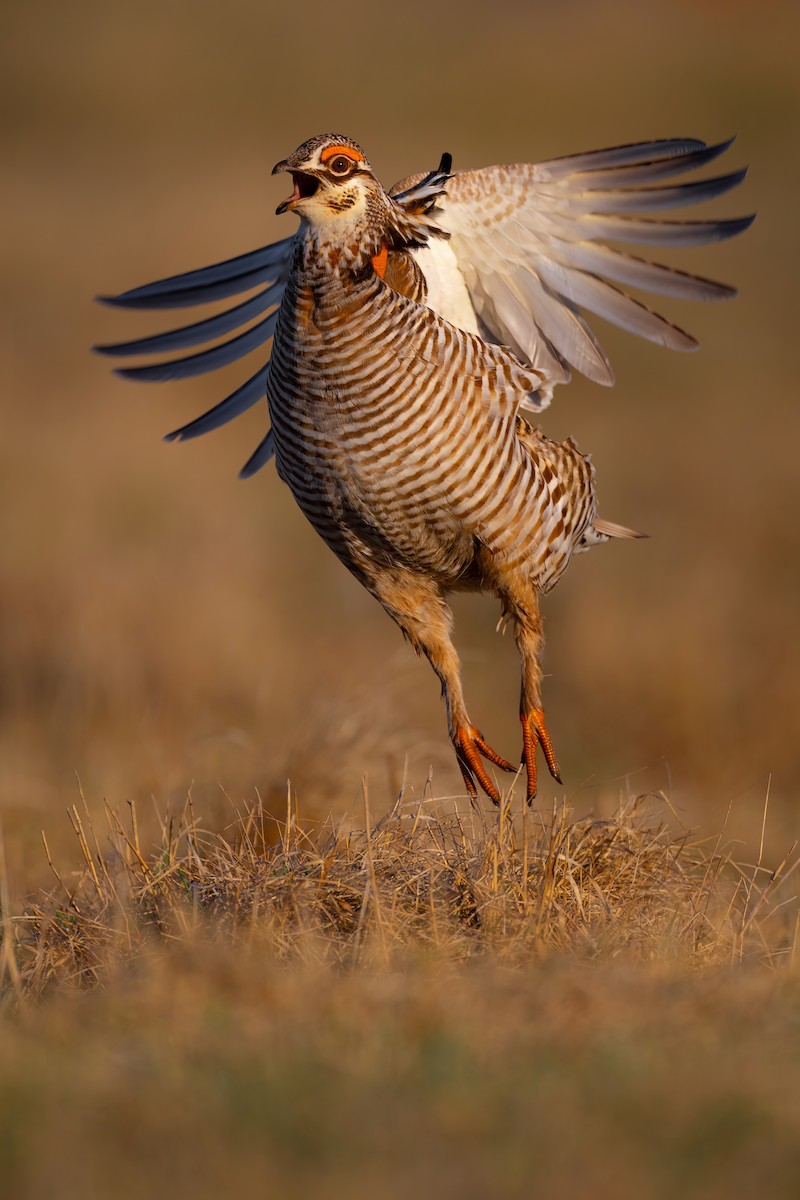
[273,134,379,230]
[273,134,451,265]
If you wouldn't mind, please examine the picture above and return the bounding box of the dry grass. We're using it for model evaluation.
[5,786,797,999]
[2,791,800,1199]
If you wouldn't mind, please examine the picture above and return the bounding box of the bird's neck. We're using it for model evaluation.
[295,207,389,282]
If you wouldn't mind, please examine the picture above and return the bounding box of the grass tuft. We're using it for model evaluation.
[6,787,797,999]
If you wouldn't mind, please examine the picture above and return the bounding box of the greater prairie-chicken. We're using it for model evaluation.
[97,133,752,804]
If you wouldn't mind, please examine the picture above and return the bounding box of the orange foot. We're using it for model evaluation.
[521,708,563,804]
[453,725,515,806]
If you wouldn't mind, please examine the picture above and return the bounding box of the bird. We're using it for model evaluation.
[96,132,752,805]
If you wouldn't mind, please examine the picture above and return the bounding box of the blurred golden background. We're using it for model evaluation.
[1,0,798,884]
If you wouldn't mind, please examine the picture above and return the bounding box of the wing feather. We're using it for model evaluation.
[98,238,294,308]
[537,137,708,174]
[94,281,283,357]
[436,136,752,393]
[163,366,269,442]
[546,239,736,302]
[95,235,294,472]
[112,310,279,382]
[571,168,747,214]
[547,138,734,185]
[535,258,698,351]
[579,212,754,246]
[239,428,276,478]
[512,270,614,386]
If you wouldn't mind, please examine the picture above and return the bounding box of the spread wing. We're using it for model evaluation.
[395,137,753,399]
[94,237,295,455]
[95,137,752,474]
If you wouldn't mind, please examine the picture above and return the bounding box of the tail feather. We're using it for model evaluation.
[592,517,648,540]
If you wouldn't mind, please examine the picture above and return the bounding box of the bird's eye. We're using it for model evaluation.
[328,155,354,176]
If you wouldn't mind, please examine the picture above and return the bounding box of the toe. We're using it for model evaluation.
[453,726,506,805]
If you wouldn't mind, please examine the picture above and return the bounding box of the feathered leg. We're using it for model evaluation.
[368,568,514,804]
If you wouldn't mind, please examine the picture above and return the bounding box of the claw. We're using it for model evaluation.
[520,708,562,804]
[453,725,515,806]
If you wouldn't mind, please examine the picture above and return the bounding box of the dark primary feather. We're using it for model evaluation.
[95,238,291,454]
[97,238,294,308]
[112,311,278,382]
[164,366,270,442]
[239,428,276,478]
[95,282,283,358]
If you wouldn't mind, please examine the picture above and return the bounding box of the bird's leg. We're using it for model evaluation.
[504,587,562,805]
[370,570,514,805]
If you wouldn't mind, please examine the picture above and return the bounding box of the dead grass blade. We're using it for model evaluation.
[4,786,798,999]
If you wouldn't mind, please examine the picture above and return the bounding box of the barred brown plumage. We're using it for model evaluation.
[96,131,752,804]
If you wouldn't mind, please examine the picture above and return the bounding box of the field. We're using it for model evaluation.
[2,787,800,1198]
[2,0,800,1196]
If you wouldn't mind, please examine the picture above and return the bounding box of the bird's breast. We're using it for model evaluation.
[267,276,480,578]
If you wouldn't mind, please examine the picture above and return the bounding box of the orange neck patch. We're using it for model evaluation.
[371,243,388,279]
[320,144,364,164]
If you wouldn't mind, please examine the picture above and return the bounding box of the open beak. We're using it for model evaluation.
[273,160,320,215]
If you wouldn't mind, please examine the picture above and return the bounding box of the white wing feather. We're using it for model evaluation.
[401,137,752,397]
